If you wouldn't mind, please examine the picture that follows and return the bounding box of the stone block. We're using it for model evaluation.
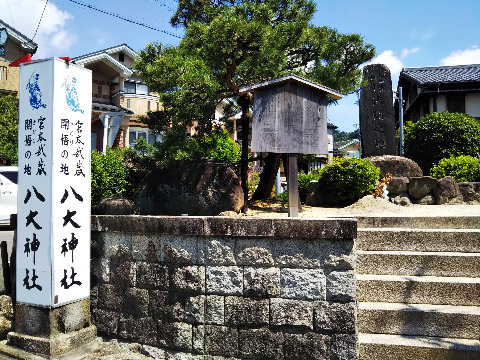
[206,266,242,295]
[172,265,205,294]
[270,298,313,330]
[458,182,480,203]
[284,332,330,360]
[141,345,167,359]
[110,259,136,287]
[149,291,185,322]
[281,268,325,300]
[200,238,236,265]
[204,325,238,358]
[238,327,284,359]
[118,316,158,346]
[205,295,224,325]
[192,325,205,354]
[331,334,357,360]
[137,262,169,290]
[158,322,192,351]
[132,234,162,262]
[92,258,110,285]
[92,309,119,336]
[225,297,269,326]
[0,316,11,339]
[123,288,149,317]
[314,301,356,334]
[0,295,14,320]
[274,239,323,268]
[97,284,124,312]
[243,267,280,297]
[163,235,199,264]
[413,193,436,205]
[386,177,409,195]
[322,240,355,270]
[326,271,355,303]
[185,295,205,324]
[235,238,274,266]
[435,176,462,204]
[102,232,133,259]
[408,176,438,199]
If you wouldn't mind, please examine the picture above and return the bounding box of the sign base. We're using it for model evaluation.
[4,299,96,358]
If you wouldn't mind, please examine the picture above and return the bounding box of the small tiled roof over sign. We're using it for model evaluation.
[401,64,480,85]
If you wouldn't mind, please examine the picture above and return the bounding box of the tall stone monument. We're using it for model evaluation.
[360,64,396,157]
[2,58,96,358]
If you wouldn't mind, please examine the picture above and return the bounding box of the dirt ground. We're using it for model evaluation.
[244,195,480,218]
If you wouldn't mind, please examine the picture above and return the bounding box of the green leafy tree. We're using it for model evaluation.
[91,148,132,207]
[135,0,375,209]
[430,155,480,182]
[0,94,19,164]
[404,112,480,173]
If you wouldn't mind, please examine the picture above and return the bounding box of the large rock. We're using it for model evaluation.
[408,176,438,199]
[133,160,244,216]
[366,155,423,178]
[95,197,134,215]
[434,176,462,205]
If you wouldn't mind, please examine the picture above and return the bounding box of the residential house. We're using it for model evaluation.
[72,44,160,151]
[334,139,361,158]
[397,64,480,124]
[0,19,38,96]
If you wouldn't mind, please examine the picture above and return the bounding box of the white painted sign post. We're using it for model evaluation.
[17,58,92,307]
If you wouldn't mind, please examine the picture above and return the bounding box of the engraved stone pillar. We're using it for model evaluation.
[0,58,96,358]
[360,64,396,157]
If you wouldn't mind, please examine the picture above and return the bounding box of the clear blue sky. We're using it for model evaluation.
[2,0,480,131]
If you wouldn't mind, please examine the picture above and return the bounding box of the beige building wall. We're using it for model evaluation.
[0,59,19,94]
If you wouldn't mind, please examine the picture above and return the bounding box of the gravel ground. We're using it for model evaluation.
[245,195,480,218]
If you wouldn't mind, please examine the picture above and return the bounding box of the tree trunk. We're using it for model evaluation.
[251,153,281,200]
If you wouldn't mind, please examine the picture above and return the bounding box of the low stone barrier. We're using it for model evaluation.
[91,216,357,359]
[388,176,480,205]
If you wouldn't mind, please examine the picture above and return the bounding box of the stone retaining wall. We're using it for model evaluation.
[91,216,357,360]
[387,176,480,205]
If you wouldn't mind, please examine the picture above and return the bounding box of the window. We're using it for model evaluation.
[124,82,136,94]
[91,133,97,150]
[124,81,149,95]
[119,53,125,62]
[129,128,162,147]
[126,99,130,108]
[447,95,465,113]
[0,66,6,80]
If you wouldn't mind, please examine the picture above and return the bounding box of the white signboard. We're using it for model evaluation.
[17,58,92,307]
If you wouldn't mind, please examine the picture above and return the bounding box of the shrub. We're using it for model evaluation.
[91,148,132,207]
[0,94,19,164]
[316,157,380,206]
[404,112,480,173]
[430,155,480,182]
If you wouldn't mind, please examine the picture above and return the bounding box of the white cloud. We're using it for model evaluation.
[365,50,404,88]
[440,46,480,66]
[3,0,76,59]
[401,47,420,58]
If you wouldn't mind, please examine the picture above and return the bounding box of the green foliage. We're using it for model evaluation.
[0,94,19,164]
[91,148,132,207]
[334,129,359,142]
[298,170,321,202]
[248,171,260,198]
[404,112,480,173]
[430,155,480,182]
[316,157,380,206]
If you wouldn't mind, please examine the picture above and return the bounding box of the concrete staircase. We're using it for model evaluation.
[356,216,480,360]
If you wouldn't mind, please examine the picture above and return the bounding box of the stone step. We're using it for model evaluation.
[357,250,480,277]
[358,302,480,339]
[356,216,480,229]
[357,274,480,306]
[357,228,480,252]
[359,333,480,360]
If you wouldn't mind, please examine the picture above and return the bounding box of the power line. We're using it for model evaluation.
[32,0,49,40]
[4,0,16,28]
[67,0,182,39]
